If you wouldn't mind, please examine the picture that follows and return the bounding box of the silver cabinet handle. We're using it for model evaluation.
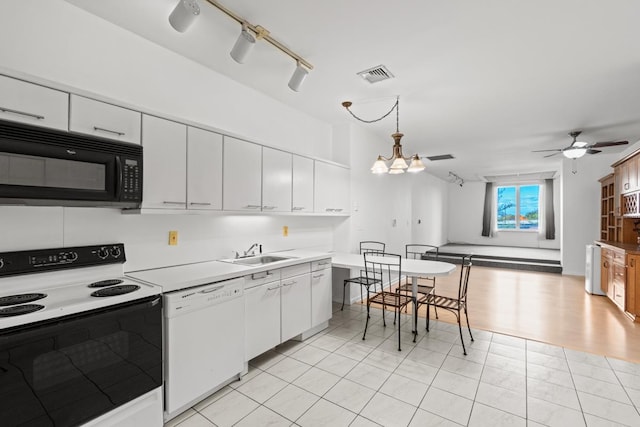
[251,271,273,280]
[263,206,276,210]
[325,208,335,212]
[312,274,325,279]
[189,202,212,206]
[93,126,125,136]
[318,261,330,266]
[266,285,281,291]
[244,205,261,209]
[292,207,305,211]
[282,281,296,287]
[163,201,185,205]
[0,106,44,120]
[334,208,343,212]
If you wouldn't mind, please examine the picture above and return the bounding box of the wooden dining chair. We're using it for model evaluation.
[362,252,415,351]
[419,254,474,355]
[341,241,385,311]
[396,244,439,318]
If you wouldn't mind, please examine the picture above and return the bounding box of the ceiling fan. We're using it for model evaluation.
[533,131,629,159]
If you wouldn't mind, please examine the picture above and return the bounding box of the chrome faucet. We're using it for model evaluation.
[242,243,262,258]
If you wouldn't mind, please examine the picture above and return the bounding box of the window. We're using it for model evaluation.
[496,184,540,230]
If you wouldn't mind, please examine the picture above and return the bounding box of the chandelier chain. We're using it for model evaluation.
[343,98,399,126]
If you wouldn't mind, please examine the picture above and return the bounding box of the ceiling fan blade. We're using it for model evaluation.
[590,140,629,148]
[586,149,602,155]
[543,152,561,158]
[532,149,562,153]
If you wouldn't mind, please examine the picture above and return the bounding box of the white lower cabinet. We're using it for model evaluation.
[244,273,281,361]
[280,265,311,342]
[311,259,332,326]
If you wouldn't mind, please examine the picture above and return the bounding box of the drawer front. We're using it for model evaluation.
[70,95,141,144]
[613,263,626,286]
[281,263,310,279]
[0,74,68,131]
[614,283,626,309]
[312,258,332,272]
[613,250,626,264]
[244,269,280,289]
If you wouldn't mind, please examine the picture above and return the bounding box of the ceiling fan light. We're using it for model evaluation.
[371,157,389,174]
[407,155,425,173]
[169,0,200,33]
[563,147,587,159]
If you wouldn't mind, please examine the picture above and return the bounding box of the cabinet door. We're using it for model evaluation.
[621,162,631,194]
[314,161,350,214]
[292,155,314,212]
[187,127,222,210]
[311,266,332,327]
[614,166,622,216]
[141,115,187,209]
[0,74,68,131]
[262,147,292,212]
[245,282,281,361]
[223,136,262,211]
[281,273,311,342]
[69,95,141,144]
[612,262,626,309]
[629,158,639,193]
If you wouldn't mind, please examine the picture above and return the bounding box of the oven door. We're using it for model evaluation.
[0,296,162,427]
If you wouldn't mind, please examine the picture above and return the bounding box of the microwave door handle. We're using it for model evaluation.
[115,156,123,201]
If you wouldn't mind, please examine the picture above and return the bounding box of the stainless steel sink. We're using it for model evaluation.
[224,255,294,266]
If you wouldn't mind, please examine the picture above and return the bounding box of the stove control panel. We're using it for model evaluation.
[0,243,126,277]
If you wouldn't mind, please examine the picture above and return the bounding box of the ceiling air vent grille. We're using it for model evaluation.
[426,154,455,161]
[357,65,394,84]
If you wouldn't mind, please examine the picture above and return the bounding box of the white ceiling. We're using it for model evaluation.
[65,0,640,181]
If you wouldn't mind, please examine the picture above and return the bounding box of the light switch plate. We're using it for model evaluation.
[169,230,178,245]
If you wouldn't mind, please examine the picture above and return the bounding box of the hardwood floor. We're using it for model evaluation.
[381,265,640,363]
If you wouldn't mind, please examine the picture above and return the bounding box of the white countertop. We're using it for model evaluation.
[126,250,332,293]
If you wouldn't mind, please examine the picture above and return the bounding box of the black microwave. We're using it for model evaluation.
[0,119,142,208]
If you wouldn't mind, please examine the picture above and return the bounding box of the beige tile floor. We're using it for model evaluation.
[164,302,640,427]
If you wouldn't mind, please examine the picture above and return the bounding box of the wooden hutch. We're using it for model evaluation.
[598,149,640,322]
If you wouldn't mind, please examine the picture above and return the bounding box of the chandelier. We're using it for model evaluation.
[341,97,425,174]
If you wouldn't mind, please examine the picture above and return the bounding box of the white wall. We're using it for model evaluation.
[0,0,340,271]
[447,180,561,249]
[561,153,619,275]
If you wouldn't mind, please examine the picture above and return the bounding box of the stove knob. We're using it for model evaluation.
[68,251,78,261]
[97,247,109,259]
[110,246,122,258]
[0,258,3,269]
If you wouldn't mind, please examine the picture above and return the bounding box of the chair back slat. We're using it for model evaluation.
[364,252,402,290]
[360,241,385,254]
[458,254,473,301]
[405,244,439,261]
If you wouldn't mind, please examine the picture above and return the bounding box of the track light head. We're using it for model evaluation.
[169,0,200,33]
[230,26,256,64]
[288,62,309,92]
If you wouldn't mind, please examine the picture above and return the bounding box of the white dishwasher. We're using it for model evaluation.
[164,277,244,419]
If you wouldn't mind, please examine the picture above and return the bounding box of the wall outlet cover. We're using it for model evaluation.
[169,230,178,246]
[283,226,289,237]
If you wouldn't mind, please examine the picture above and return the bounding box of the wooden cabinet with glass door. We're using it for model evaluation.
[599,174,617,241]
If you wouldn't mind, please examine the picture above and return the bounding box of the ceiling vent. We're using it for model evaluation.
[356,65,394,84]
[426,154,455,161]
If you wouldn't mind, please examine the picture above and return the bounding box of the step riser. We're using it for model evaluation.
[434,254,562,274]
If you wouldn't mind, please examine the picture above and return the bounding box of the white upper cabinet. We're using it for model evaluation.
[187,127,223,211]
[141,115,187,209]
[223,136,262,211]
[314,161,350,214]
[292,155,314,213]
[69,95,141,144]
[0,74,68,131]
[262,147,292,212]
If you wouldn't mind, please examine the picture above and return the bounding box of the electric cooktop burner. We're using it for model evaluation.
[88,279,124,288]
[0,293,47,306]
[91,285,140,297]
[0,304,45,317]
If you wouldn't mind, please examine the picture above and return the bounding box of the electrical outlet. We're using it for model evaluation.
[283,226,289,237]
[169,230,178,246]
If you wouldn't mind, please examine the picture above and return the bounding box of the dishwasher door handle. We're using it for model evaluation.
[199,285,224,294]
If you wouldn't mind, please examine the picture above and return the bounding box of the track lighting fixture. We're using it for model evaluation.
[448,172,464,187]
[341,97,426,174]
[169,0,313,92]
[288,62,309,92]
[169,0,201,33]
[230,25,255,64]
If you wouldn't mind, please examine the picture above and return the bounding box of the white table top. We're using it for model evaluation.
[330,252,456,277]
